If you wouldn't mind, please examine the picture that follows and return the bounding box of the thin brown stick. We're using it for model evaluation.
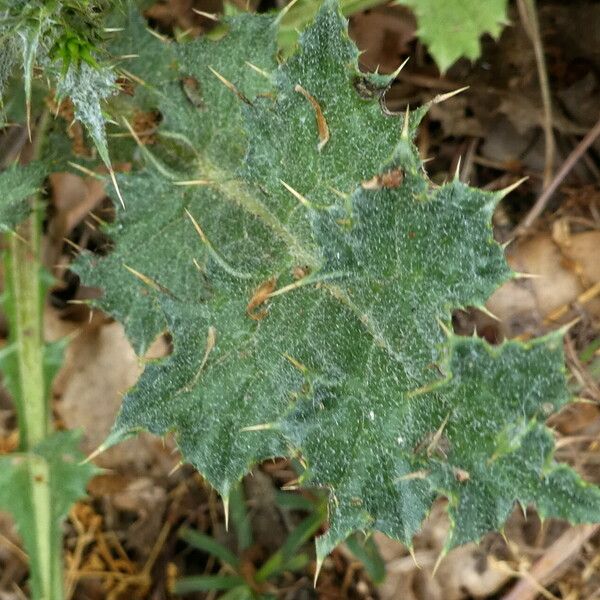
[517,114,600,234]
[501,524,600,600]
[517,0,555,188]
[564,334,600,402]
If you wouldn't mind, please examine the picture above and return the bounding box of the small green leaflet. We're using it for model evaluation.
[76,0,600,560]
[0,432,97,600]
[54,61,116,169]
[397,0,508,72]
[0,162,45,231]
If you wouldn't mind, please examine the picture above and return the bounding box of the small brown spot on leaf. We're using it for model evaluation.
[453,468,470,483]
[132,110,161,145]
[352,76,384,100]
[247,277,277,321]
[293,265,311,280]
[361,169,404,190]
[181,76,204,109]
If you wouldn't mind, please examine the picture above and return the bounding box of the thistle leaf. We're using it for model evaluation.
[55,61,117,168]
[76,0,600,556]
[397,0,509,72]
[76,9,279,353]
[0,162,45,231]
[0,37,19,112]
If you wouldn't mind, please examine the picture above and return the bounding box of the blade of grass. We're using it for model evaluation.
[218,585,256,600]
[179,528,240,569]
[255,502,326,582]
[173,574,246,593]
[345,533,386,584]
[275,491,316,512]
[229,483,253,551]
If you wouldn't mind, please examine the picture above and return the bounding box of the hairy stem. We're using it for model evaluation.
[2,109,63,599]
[6,207,47,448]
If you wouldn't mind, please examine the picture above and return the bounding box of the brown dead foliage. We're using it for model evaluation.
[247,277,277,321]
[362,169,404,190]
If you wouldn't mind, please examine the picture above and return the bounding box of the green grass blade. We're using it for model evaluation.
[179,527,241,569]
[174,574,246,593]
[230,483,253,551]
[345,533,386,584]
[255,504,325,582]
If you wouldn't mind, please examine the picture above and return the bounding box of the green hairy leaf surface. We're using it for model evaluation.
[55,61,116,167]
[397,0,508,72]
[0,431,97,600]
[0,1,117,165]
[76,0,600,558]
[0,162,45,231]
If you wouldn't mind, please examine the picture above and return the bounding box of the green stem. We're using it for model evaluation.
[6,207,47,448]
[3,108,63,599]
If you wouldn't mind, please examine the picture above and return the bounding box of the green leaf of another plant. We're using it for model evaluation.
[256,501,326,582]
[230,483,253,551]
[397,0,508,71]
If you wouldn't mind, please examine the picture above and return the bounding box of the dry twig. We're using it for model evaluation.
[517,0,555,189]
[517,115,600,234]
[502,524,600,600]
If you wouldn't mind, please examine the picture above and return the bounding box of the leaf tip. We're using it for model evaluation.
[240,422,277,432]
[389,56,410,83]
[274,0,300,25]
[476,304,501,322]
[431,547,447,577]
[496,176,528,200]
[454,156,462,181]
[208,66,251,104]
[314,554,324,587]
[223,495,230,531]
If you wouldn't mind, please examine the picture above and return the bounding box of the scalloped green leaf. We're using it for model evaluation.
[397,0,508,72]
[76,0,600,558]
[0,431,97,600]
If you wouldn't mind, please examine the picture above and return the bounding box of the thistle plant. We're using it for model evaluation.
[0,160,96,599]
[0,1,597,598]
